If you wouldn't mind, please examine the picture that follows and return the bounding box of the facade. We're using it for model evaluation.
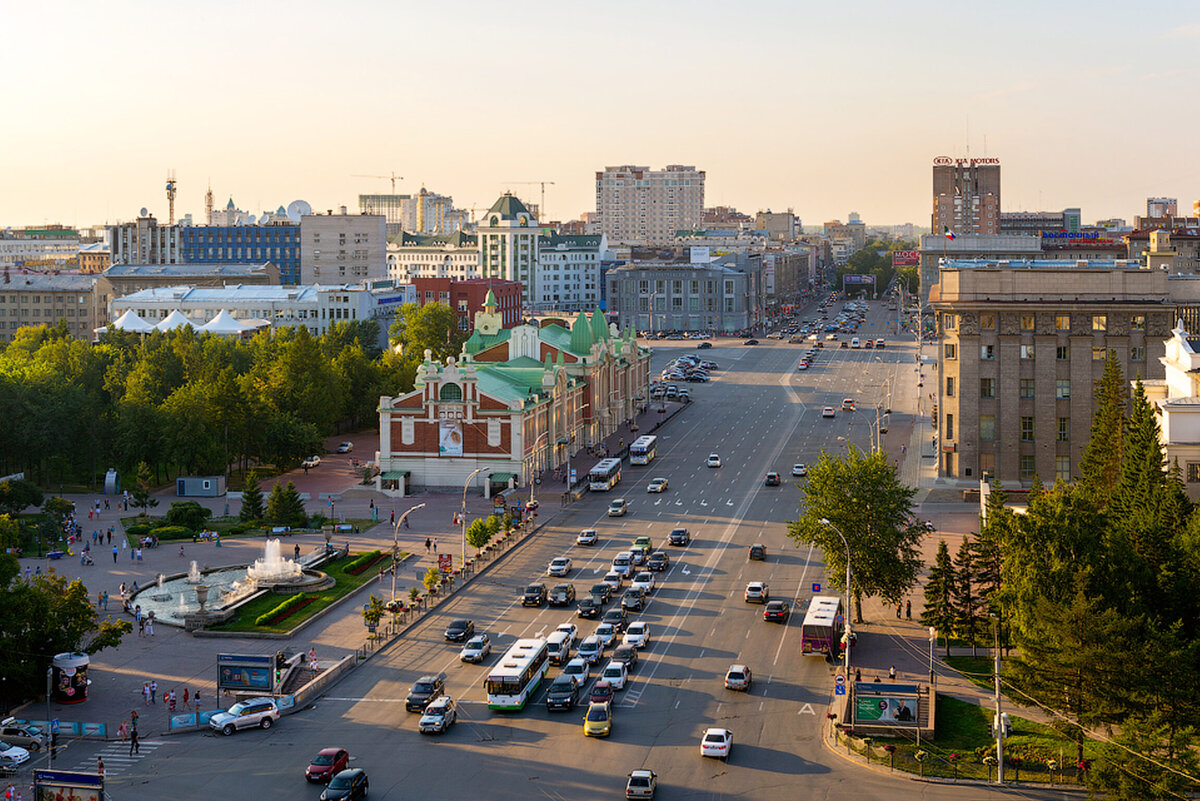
[931,258,1173,486]
[299,212,387,284]
[109,215,183,265]
[595,165,705,246]
[999,209,1081,235]
[387,231,479,283]
[917,234,1043,304]
[755,210,798,242]
[1126,228,1200,275]
[78,243,111,273]
[477,194,540,306]
[762,249,807,300]
[1143,321,1200,500]
[0,274,101,342]
[931,158,1001,237]
[360,188,468,237]
[606,254,765,334]
[181,223,301,285]
[97,262,278,322]
[533,233,608,312]
[1147,197,1178,217]
[0,227,83,269]
[409,279,523,332]
[376,297,650,496]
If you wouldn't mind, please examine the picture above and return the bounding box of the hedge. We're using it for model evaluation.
[148,525,194,541]
[255,593,310,626]
[126,523,154,537]
[344,549,382,574]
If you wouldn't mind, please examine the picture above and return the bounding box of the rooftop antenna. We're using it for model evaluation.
[166,171,177,224]
[205,181,214,225]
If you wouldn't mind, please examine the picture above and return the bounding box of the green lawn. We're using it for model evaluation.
[209,552,402,634]
[944,655,996,693]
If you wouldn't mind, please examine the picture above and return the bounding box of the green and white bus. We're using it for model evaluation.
[485,638,549,710]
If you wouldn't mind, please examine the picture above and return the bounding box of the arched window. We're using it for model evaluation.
[440,383,463,401]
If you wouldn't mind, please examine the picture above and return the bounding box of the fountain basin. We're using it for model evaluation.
[130,566,332,629]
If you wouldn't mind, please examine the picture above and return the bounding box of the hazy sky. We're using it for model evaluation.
[3,1,1197,229]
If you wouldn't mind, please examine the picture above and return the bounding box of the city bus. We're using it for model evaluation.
[628,435,658,465]
[588,458,623,491]
[800,595,844,656]
[485,638,549,710]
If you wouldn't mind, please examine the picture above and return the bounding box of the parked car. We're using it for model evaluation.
[0,719,43,751]
[209,698,279,735]
[335,442,354,453]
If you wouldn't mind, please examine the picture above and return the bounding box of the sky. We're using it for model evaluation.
[3,0,1198,229]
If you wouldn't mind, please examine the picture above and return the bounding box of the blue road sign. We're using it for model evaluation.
[51,718,59,733]
[812,582,821,593]
[835,685,846,695]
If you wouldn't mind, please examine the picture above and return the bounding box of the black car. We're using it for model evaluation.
[576,596,602,619]
[748,544,767,561]
[405,674,446,712]
[612,644,639,670]
[444,619,474,642]
[744,339,759,345]
[590,582,613,603]
[602,607,628,631]
[668,528,691,546]
[621,588,645,612]
[764,600,791,622]
[697,342,712,349]
[646,551,669,572]
[764,473,781,486]
[548,583,576,606]
[522,583,547,606]
[320,768,369,801]
[544,675,580,711]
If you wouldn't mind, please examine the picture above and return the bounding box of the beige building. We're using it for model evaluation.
[0,274,101,342]
[477,194,540,306]
[109,215,183,265]
[932,158,1001,237]
[595,165,705,246]
[755,210,798,242]
[299,212,387,284]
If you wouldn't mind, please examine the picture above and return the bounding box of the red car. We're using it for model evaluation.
[306,748,350,783]
[589,680,615,706]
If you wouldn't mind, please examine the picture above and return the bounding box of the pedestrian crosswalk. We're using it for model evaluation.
[66,739,169,778]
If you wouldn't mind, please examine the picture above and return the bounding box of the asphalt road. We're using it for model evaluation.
[98,299,1072,800]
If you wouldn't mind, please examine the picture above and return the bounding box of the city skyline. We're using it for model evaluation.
[3,1,1198,228]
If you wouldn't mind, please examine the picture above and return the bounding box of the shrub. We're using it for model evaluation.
[125,522,154,538]
[166,500,212,532]
[148,525,193,541]
[254,593,309,626]
[344,549,383,573]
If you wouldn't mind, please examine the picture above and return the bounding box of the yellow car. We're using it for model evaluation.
[583,702,612,737]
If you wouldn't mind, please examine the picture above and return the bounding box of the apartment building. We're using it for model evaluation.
[0,274,101,342]
[534,233,608,312]
[477,194,539,306]
[299,212,387,284]
[931,157,1001,236]
[595,165,705,246]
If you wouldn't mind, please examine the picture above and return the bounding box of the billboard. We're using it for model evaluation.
[34,770,103,801]
[854,684,920,725]
[438,421,463,456]
[217,653,274,692]
[891,250,920,266]
[843,274,875,285]
[438,553,453,573]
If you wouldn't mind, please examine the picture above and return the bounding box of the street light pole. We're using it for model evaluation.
[818,518,852,678]
[461,467,485,568]
[529,432,549,504]
[390,502,426,602]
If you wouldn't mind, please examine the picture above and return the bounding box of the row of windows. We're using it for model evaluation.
[946,343,1146,362]
[947,412,1071,443]
[944,313,1145,332]
[0,308,86,317]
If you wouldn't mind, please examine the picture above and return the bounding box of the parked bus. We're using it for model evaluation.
[800,595,844,656]
[628,435,658,465]
[588,458,623,491]
[485,638,549,710]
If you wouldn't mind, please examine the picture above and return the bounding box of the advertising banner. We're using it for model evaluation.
[891,250,920,266]
[439,421,463,456]
[217,653,274,692]
[34,770,104,801]
[854,694,919,724]
[438,553,453,573]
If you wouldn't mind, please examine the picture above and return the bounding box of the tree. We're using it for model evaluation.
[951,535,983,656]
[129,461,158,515]
[465,518,492,549]
[239,471,265,521]
[786,445,925,621]
[264,481,306,528]
[0,478,43,516]
[1089,711,1200,801]
[166,500,212,532]
[422,566,441,592]
[920,540,956,657]
[1078,352,1127,501]
[362,594,385,629]
[389,302,466,360]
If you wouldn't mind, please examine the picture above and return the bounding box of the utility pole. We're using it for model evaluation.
[993,614,1005,784]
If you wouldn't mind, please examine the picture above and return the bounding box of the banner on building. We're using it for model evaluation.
[891,250,920,266]
[439,421,463,457]
[854,692,919,724]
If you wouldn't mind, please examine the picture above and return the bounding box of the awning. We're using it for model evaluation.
[488,472,517,482]
[379,470,410,479]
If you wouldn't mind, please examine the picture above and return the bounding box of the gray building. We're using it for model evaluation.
[300,212,387,284]
[0,274,101,342]
[606,254,764,334]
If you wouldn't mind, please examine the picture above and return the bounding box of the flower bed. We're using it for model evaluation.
[345,550,388,575]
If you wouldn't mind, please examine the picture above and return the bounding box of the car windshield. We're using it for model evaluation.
[525,585,541,593]
[413,682,434,693]
[312,754,335,766]
[425,707,445,717]
[450,620,467,628]
[227,703,248,715]
[467,637,484,647]
[586,707,609,721]
[603,667,621,677]
[328,774,352,789]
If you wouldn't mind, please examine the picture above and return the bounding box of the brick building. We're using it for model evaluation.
[409,278,524,331]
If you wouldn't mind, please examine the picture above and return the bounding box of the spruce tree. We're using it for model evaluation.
[264,481,287,525]
[239,471,265,521]
[952,535,981,656]
[920,539,956,657]
[1078,352,1127,504]
[281,481,307,527]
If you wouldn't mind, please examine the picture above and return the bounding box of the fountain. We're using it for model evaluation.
[246,538,304,584]
[186,561,202,584]
[178,594,189,615]
[150,574,171,601]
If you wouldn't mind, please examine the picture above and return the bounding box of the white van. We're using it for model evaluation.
[547,630,573,666]
[850,337,861,349]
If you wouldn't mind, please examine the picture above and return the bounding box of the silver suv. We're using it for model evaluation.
[209,698,280,736]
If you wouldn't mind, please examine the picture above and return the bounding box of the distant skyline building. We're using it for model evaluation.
[181,223,301,285]
[299,211,387,284]
[109,214,183,266]
[1147,197,1178,217]
[359,187,468,237]
[999,208,1081,236]
[595,165,705,246]
[931,157,1001,236]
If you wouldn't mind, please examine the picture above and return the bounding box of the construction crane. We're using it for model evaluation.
[352,172,404,193]
[503,181,555,220]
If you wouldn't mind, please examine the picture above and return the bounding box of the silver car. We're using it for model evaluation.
[208,698,280,736]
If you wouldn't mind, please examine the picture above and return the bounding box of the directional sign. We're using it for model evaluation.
[812,582,821,593]
[835,685,847,695]
[51,718,59,733]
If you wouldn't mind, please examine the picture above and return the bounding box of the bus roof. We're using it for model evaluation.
[802,595,842,628]
[630,435,657,450]
[589,458,622,473]
[487,638,546,679]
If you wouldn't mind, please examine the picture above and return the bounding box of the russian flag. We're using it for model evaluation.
[943,225,957,241]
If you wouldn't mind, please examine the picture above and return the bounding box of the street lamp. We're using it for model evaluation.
[528,432,549,504]
[818,518,853,678]
[390,502,426,602]
[461,467,485,568]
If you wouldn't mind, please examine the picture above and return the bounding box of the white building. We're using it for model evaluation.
[300,211,388,284]
[595,165,705,246]
[0,228,83,269]
[477,194,540,306]
[387,231,479,283]
[1144,320,1200,500]
[532,233,608,312]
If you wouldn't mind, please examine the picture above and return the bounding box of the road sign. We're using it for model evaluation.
[570,469,577,483]
[835,685,847,695]
[836,614,844,625]
[51,718,59,733]
[835,674,846,685]
[812,582,821,593]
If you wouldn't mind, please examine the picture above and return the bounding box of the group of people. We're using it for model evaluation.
[140,681,200,711]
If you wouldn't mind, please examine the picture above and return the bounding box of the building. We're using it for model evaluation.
[763,249,808,300]
[704,206,752,226]
[1127,228,1200,275]
[0,274,101,342]
[1143,320,1200,500]
[0,226,83,270]
[755,210,798,242]
[1147,197,1178,218]
[181,223,301,285]
[930,258,1173,486]
[299,212,387,284]
[917,234,1043,305]
[387,231,479,283]
[477,194,540,306]
[931,157,1001,236]
[359,187,468,237]
[595,165,705,246]
[97,262,279,319]
[999,209,1081,236]
[109,215,183,265]
[606,253,765,334]
[77,243,111,274]
[375,296,650,496]
[409,278,523,332]
[534,233,608,312]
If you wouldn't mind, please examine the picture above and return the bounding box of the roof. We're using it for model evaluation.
[462,327,512,355]
[390,231,477,248]
[539,233,604,249]
[114,284,321,304]
[2,274,97,291]
[485,193,532,220]
[104,262,272,277]
[940,258,1143,270]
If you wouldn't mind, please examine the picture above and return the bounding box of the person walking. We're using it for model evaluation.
[182,687,190,709]
[129,728,140,756]
[889,665,897,680]
[194,689,201,710]
[96,757,105,777]
[905,600,912,619]
[149,680,157,703]
[145,614,154,637]
[142,683,150,705]
[424,538,431,552]
[118,721,128,742]
[895,602,902,619]
[432,538,437,553]
[390,509,395,525]
[112,545,119,563]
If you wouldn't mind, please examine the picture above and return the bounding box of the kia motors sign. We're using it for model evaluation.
[891,250,920,266]
[934,156,1000,167]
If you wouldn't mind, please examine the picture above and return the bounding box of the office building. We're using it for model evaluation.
[181,223,301,285]
[1147,197,1178,218]
[931,157,1001,236]
[0,226,83,270]
[387,231,479,283]
[409,277,524,332]
[477,194,540,306]
[0,274,101,342]
[97,262,278,319]
[606,253,764,334]
[595,165,705,246]
[1000,209,1081,235]
[108,215,183,265]
[299,212,387,284]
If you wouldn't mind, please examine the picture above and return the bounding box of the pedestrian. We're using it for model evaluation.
[294,543,300,560]
[104,590,109,610]
[403,515,409,529]
[142,683,150,705]
[146,613,154,636]
[129,728,140,756]
[130,708,138,729]
[119,582,126,599]
[432,537,437,553]
[889,665,897,680]
[854,667,861,683]
[182,687,189,709]
[905,600,912,620]
[97,757,105,777]
[425,538,431,552]
[118,721,128,742]
[390,509,395,525]
[194,689,201,710]
[168,691,176,712]
[369,499,374,514]
[138,617,145,637]
[112,545,119,563]
[179,545,185,558]
[149,680,157,703]
[105,498,110,510]
[130,545,135,562]
[135,604,143,625]
[136,547,143,562]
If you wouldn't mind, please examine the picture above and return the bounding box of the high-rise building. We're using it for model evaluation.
[1147,197,1178,217]
[931,157,1001,236]
[477,194,540,306]
[595,165,705,246]
[299,212,387,284]
[359,188,468,237]
[109,214,183,265]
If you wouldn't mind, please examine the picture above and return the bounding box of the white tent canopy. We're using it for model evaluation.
[156,310,194,331]
[109,309,156,333]
[198,309,249,335]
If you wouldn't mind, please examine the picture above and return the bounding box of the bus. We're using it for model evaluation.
[588,458,623,491]
[800,595,844,656]
[485,638,549,710]
[628,435,658,465]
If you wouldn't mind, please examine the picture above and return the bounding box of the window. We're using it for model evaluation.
[980,415,995,441]
[1021,314,1035,331]
[1132,346,1146,361]
[1020,417,1034,441]
[979,453,995,476]
[981,344,995,360]
[946,377,955,397]
[439,383,463,401]
[1057,417,1070,442]
[1188,463,1200,484]
[943,314,956,330]
[944,343,957,360]
[1092,315,1107,331]
[945,413,954,440]
[1020,344,1035,360]
[1020,455,1036,481]
[1020,379,1035,398]
[980,378,994,398]
[1056,456,1072,482]
[1132,314,1146,331]
[1057,345,1070,360]
[1056,379,1070,399]
[1093,346,1108,361]
[980,313,995,330]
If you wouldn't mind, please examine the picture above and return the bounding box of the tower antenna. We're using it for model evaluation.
[166,171,178,224]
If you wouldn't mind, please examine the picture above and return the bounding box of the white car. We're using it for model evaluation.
[555,622,579,647]
[576,529,598,546]
[631,572,656,595]
[611,552,634,577]
[602,571,625,591]
[724,664,752,691]
[792,464,807,476]
[547,557,573,577]
[600,660,629,690]
[744,581,769,603]
[301,455,321,469]
[418,696,457,734]
[460,634,491,663]
[0,741,30,769]
[622,621,650,649]
[706,453,721,468]
[607,499,628,517]
[577,635,604,665]
[594,623,618,648]
[647,477,669,493]
[561,657,590,685]
[822,407,836,418]
[335,441,354,453]
[700,727,733,760]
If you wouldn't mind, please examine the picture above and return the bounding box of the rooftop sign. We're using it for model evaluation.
[933,157,1000,167]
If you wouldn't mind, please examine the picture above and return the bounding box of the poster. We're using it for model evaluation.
[854,694,918,724]
[439,421,463,456]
